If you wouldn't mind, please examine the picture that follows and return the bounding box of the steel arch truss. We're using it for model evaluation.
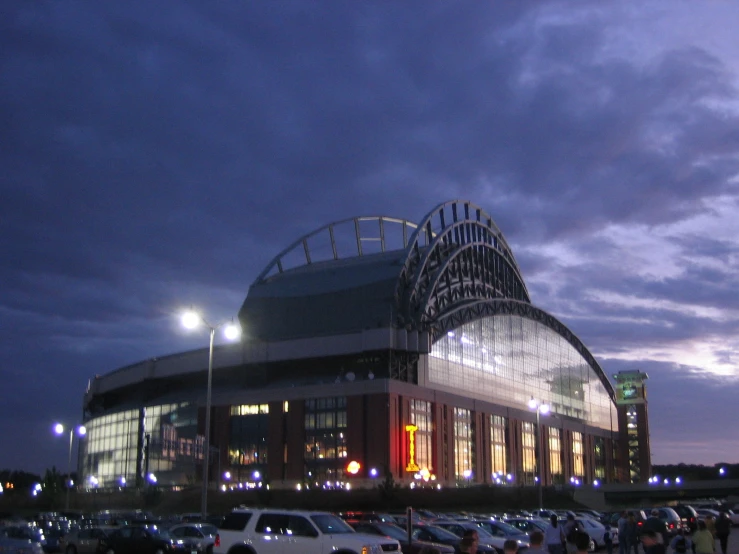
[397,200,530,328]
[432,299,615,400]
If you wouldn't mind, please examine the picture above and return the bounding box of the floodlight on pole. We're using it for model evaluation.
[180,309,241,519]
[53,422,87,511]
[528,398,550,510]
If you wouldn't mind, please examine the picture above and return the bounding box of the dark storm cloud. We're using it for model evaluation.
[2,1,739,471]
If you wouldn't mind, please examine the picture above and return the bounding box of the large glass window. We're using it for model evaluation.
[231,404,269,416]
[453,407,473,481]
[490,415,507,476]
[521,421,536,485]
[229,404,269,471]
[572,431,584,477]
[409,399,433,472]
[594,436,606,480]
[429,315,614,430]
[81,403,199,489]
[304,397,347,486]
[548,427,563,483]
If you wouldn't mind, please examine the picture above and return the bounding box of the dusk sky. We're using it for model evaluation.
[3,1,739,475]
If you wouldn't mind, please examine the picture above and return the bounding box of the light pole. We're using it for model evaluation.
[181,310,240,519]
[527,398,550,510]
[53,423,86,511]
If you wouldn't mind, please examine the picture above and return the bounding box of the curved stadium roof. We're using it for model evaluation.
[240,200,530,341]
[240,199,614,397]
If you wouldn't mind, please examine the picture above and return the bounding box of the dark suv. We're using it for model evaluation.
[672,506,699,533]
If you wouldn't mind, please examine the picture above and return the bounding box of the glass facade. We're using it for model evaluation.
[429,315,614,430]
[304,397,347,485]
[229,404,269,472]
[594,436,606,480]
[81,403,200,488]
[490,415,507,475]
[453,407,473,481]
[409,399,433,472]
[572,431,584,477]
[521,421,536,485]
[548,427,563,483]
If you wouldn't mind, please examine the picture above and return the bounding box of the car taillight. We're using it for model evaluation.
[215,534,220,547]
[637,522,642,526]
[669,524,675,529]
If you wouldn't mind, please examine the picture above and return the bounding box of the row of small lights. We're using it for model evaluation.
[648,476,683,485]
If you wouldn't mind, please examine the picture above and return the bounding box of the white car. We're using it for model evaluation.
[170,523,218,554]
[214,508,400,554]
[576,518,618,550]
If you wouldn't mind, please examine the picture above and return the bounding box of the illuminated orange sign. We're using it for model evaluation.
[347,460,361,475]
[405,424,420,472]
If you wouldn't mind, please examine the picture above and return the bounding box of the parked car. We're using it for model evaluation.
[577,511,604,521]
[410,523,497,553]
[434,520,523,553]
[672,506,699,533]
[0,536,44,554]
[1,526,47,549]
[472,519,531,546]
[339,512,399,526]
[353,522,455,554]
[695,509,720,523]
[59,527,115,554]
[504,517,549,536]
[651,508,684,536]
[169,523,218,554]
[575,518,617,550]
[97,525,199,554]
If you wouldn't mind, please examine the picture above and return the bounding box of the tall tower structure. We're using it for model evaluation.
[614,370,651,483]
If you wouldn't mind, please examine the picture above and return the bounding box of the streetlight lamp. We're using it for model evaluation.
[181,309,241,519]
[53,423,86,511]
[528,397,550,510]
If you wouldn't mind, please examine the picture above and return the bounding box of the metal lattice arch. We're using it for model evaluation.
[241,199,613,398]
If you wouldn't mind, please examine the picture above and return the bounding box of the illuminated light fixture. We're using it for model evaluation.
[252,471,260,480]
[447,331,455,337]
[223,471,231,480]
[593,480,600,487]
[346,461,361,475]
[676,477,682,484]
[181,310,200,329]
[369,468,378,478]
[296,484,302,491]
[180,309,241,519]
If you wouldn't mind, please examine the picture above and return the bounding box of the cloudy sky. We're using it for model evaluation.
[3,1,739,475]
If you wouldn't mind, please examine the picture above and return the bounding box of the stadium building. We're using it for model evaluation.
[81,200,641,491]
